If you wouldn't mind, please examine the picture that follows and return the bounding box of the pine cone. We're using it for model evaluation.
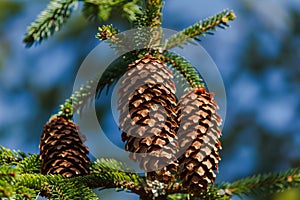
[117,55,179,182]
[177,87,222,192]
[39,116,90,177]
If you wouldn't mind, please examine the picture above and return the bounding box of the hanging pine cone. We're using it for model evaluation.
[117,55,179,183]
[39,116,90,177]
[177,87,222,193]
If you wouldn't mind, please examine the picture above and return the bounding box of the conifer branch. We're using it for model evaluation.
[49,181,98,200]
[0,166,38,199]
[130,0,163,51]
[15,154,41,174]
[0,146,27,165]
[3,144,300,199]
[89,158,143,187]
[96,24,119,41]
[96,24,130,53]
[12,173,98,199]
[23,0,78,47]
[221,168,300,198]
[165,184,230,200]
[162,10,236,51]
[58,78,98,118]
[83,0,142,22]
[15,159,144,199]
[122,0,143,22]
[83,0,124,22]
[160,51,205,89]
[137,0,163,28]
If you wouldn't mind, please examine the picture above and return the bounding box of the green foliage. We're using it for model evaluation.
[2,144,300,199]
[0,166,37,199]
[83,0,142,22]
[161,51,205,89]
[221,168,300,199]
[162,10,236,51]
[58,78,97,118]
[0,148,41,199]
[47,181,98,200]
[90,158,143,185]
[122,1,143,22]
[91,158,133,172]
[96,24,119,41]
[15,155,41,174]
[135,0,163,28]
[0,146,27,166]
[23,0,77,47]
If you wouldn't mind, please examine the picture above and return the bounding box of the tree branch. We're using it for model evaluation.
[23,0,78,47]
[162,10,236,51]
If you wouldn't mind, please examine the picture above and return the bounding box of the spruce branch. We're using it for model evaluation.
[83,0,142,22]
[3,146,300,199]
[0,166,38,199]
[136,0,163,28]
[83,0,124,22]
[160,51,205,89]
[96,24,130,53]
[15,154,41,174]
[91,158,135,173]
[221,168,300,198]
[83,0,126,22]
[0,146,27,166]
[15,173,98,199]
[96,24,119,41]
[58,78,98,118]
[162,10,236,51]
[90,158,143,186]
[13,185,37,200]
[48,181,98,200]
[14,159,144,199]
[131,0,164,51]
[23,0,78,47]
[122,0,143,22]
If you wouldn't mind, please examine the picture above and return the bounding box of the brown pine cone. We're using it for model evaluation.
[177,87,222,193]
[117,55,179,182]
[39,116,90,177]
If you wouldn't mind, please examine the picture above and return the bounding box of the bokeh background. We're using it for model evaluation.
[0,0,300,199]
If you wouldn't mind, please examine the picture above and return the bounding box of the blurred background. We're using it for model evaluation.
[0,0,300,199]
